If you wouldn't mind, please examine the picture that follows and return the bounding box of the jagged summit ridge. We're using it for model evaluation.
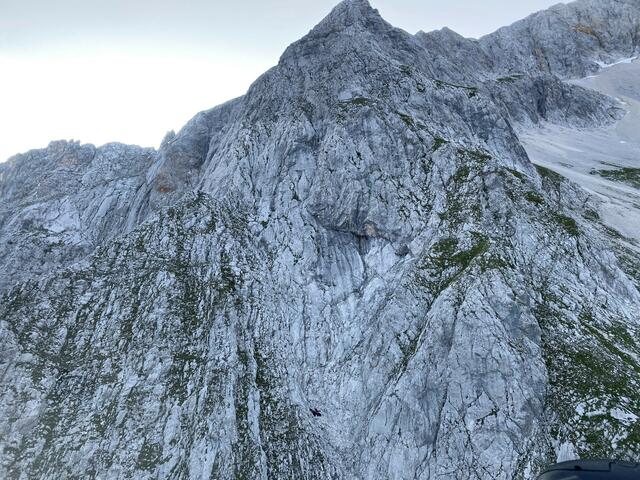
[278,0,403,67]
[328,0,375,16]
[300,0,384,36]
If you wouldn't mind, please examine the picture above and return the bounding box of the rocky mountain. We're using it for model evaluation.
[1,0,639,478]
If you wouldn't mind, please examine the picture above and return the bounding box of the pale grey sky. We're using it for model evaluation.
[0,0,564,162]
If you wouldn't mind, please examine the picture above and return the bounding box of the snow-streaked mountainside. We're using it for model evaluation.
[1,0,640,478]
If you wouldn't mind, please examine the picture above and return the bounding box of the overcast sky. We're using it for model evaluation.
[0,0,563,162]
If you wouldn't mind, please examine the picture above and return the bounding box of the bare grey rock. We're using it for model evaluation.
[479,0,640,78]
[0,141,155,293]
[1,1,640,479]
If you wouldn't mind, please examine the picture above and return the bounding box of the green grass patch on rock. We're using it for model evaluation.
[434,79,479,98]
[591,167,640,189]
[432,136,449,152]
[496,74,524,83]
[525,191,545,205]
[535,165,565,183]
[553,213,580,236]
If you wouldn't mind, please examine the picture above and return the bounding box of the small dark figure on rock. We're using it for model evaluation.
[310,408,322,417]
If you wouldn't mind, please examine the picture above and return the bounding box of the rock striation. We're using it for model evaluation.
[1,0,640,479]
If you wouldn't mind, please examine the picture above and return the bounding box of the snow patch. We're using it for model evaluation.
[585,407,608,418]
[596,56,638,69]
[610,407,638,425]
[556,441,579,462]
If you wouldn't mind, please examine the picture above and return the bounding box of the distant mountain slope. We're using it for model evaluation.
[1,1,639,479]
[521,56,640,243]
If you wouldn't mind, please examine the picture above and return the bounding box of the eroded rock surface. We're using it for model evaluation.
[1,1,640,479]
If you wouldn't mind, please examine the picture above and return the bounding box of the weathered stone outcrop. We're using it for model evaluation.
[1,1,639,478]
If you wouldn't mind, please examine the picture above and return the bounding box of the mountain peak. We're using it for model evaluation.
[278,0,389,64]
[332,0,373,12]
[3,1,640,479]
[315,0,382,31]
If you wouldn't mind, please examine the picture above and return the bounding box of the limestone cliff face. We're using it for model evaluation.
[479,0,640,78]
[1,1,640,479]
[0,141,155,293]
